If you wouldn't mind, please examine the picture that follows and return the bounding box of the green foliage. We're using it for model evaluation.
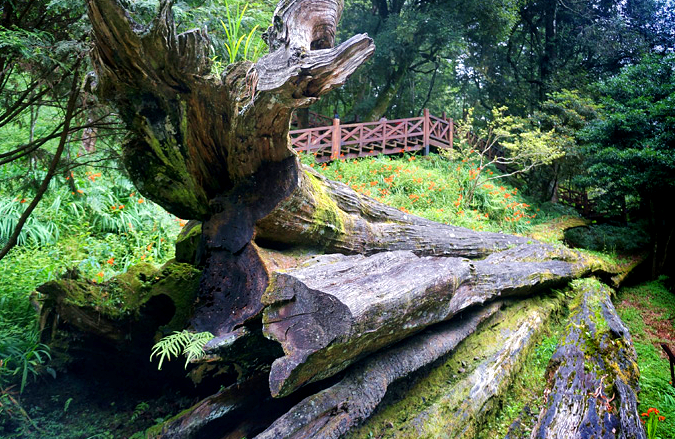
[616,278,675,439]
[219,0,263,64]
[0,332,52,393]
[564,223,650,253]
[580,54,675,210]
[206,0,271,74]
[307,153,546,234]
[0,168,182,398]
[450,106,564,205]
[150,330,214,370]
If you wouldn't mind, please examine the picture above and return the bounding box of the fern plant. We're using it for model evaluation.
[150,330,214,370]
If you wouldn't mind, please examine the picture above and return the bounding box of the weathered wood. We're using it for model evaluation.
[87,0,375,335]
[262,243,592,397]
[528,278,645,439]
[255,168,529,258]
[255,302,502,439]
[345,294,566,439]
[144,372,313,439]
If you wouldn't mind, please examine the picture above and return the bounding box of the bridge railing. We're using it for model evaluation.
[290,109,454,162]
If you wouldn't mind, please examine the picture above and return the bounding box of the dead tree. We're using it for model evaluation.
[75,1,647,438]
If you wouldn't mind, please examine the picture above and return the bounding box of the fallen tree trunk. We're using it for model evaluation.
[255,302,502,439]
[344,293,566,439]
[154,304,500,439]
[262,243,591,397]
[526,278,645,439]
[255,168,528,257]
[35,261,201,347]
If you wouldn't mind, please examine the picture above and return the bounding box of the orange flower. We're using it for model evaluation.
[310,163,315,168]
[138,199,144,204]
[20,198,26,203]
[659,416,666,421]
[119,204,124,209]
[648,408,659,415]
[107,257,114,265]
[370,181,377,186]
[77,189,84,194]
[97,271,104,278]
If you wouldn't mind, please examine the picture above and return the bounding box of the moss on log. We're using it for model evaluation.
[262,243,592,398]
[255,168,529,258]
[255,302,502,439]
[344,294,566,439]
[526,278,645,439]
[36,261,201,346]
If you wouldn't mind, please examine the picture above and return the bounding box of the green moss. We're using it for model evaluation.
[346,295,566,439]
[305,171,345,239]
[60,261,200,326]
[151,261,202,332]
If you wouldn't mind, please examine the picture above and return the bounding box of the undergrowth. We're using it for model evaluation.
[304,153,560,235]
[0,168,183,429]
[616,277,675,439]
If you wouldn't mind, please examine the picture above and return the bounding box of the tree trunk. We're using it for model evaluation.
[262,243,592,397]
[364,62,409,121]
[255,168,529,258]
[86,0,375,338]
[81,3,647,439]
[256,302,502,439]
[528,278,645,439]
[345,293,567,439]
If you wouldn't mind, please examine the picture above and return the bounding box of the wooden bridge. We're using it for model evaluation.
[290,110,600,218]
[290,109,454,162]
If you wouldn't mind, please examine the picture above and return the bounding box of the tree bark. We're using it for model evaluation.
[255,168,529,258]
[255,302,502,439]
[86,0,375,337]
[528,279,645,439]
[345,293,566,439]
[262,243,592,397]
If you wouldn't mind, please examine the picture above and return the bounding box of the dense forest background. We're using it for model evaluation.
[1,0,674,436]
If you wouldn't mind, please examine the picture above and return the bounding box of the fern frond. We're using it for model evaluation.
[150,330,214,370]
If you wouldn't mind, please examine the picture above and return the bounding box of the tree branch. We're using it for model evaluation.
[0,60,82,261]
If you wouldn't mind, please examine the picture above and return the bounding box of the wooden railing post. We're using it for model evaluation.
[331,117,340,161]
[423,108,430,156]
[449,118,454,150]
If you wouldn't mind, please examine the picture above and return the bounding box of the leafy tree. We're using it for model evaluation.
[526,90,600,202]
[452,106,564,205]
[311,0,519,121]
[580,54,675,277]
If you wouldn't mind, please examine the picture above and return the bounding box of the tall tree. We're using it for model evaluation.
[580,54,675,278]
[0,0,117,259]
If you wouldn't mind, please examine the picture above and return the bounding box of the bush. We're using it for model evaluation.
[564,222,650,253]
[305,153,543,234]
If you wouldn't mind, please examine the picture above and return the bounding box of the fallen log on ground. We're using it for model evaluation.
[262,243,591,397]
[255,302,502,439]
[35,261,201,347]
[255,168,528,258]
[344,294,566,439]
[525,278,645,439]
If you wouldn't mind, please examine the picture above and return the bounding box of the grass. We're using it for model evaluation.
[305,153,560,235]
[616,277,675,438]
